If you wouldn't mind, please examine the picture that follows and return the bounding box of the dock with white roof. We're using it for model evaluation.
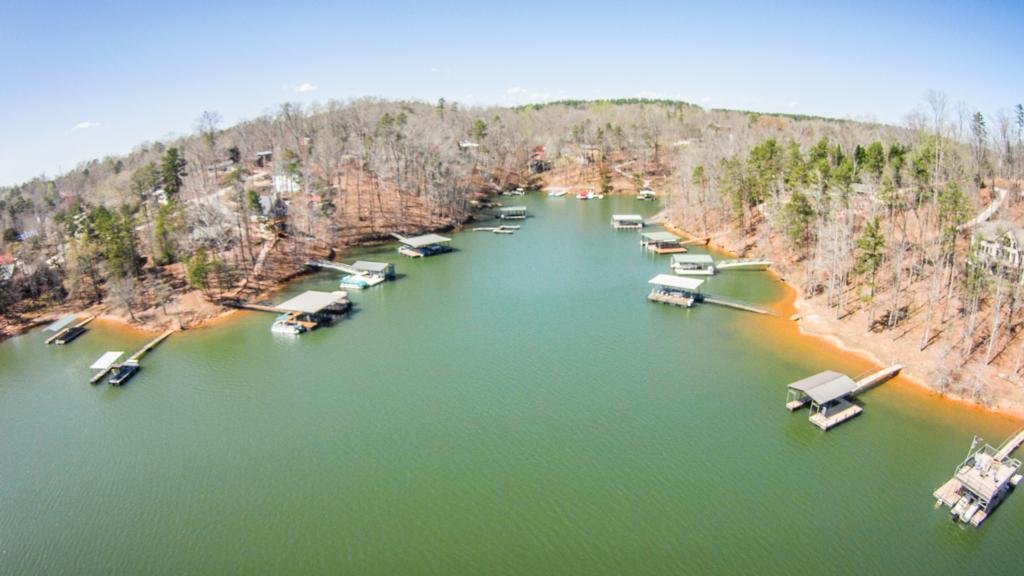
[785,365,902,430]
[393,233,452,257]
[611,214,644,230]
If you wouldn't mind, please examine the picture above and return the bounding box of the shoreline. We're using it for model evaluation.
[662,220,1024,422]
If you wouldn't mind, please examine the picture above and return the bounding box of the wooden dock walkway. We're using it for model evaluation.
[701,296,773,315]
[126,330,173,363]
[995,428,1024,460]
[852,364,902,395]
[648,292,694,307]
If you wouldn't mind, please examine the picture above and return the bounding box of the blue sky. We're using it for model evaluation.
[1,0,1021,186]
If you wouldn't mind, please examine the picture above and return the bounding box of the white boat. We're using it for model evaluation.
[715,258,773,271]
[271,314,306,335]
[547,190,566,197]
[576,191,604,200]
[340,274,385,289]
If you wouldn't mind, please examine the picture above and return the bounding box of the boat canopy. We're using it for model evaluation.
[788,370,857,404]
[500,206,527,212]
[400,233,451,248]
[90,351,124,370]
[672,254,715,265]
[612,214,644,222]
[641,231,680,242]
[648,274,704,291]
[352,261,390,273]
[45,314,78,332]
[276,291,348,314]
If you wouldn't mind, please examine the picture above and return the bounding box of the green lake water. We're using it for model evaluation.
[2,194,1023,575]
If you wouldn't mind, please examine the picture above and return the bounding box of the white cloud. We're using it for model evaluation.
[73,121,101,130]
[294,83,317,93]
[506,86,528,95]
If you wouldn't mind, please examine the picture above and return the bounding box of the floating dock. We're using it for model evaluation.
[88,329,174,386]
[672,254,716,275]
[308,259,395,289]
[393,233,452,258]
[647,274,703,307]
[785,365,902,430]
[44,314,96,345]
[641,232,687,254]
[934,429,1024,527]
[229,291,351,335]
[611,214,644,230]
[472,225,519,234]
[498,206,527,220]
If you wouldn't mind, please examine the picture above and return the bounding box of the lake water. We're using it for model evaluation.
[2,194,1022,575]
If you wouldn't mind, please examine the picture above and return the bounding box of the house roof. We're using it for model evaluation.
[0,254,14,266]
[612,214,644,222]
[276,291,349,314]
[642,231,680,242]
[400,234,451,248]
[648,274,704,291]
[672,254,715,264]
[976,220,1024,246]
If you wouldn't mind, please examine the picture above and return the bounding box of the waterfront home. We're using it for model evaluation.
[972,220,1024,282]
[647,274,704,307]
[499,206,528,220]
[641,231,686,254]
[611,214,644,230]
[672,254,716,275]
[396,233,452,258]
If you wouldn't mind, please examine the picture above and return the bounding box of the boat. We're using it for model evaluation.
[108,362,140,386]
[715,258,773,271]
[576,191,603,200]
[271,314,306,335]
[340,274,385,290]
[547,189,566,197]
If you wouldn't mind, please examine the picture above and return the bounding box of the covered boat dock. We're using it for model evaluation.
[498,206,528,220]
[672,254,716,275]
[44,314,95,345]
[641,231,687,254]
[271,290,351,334]
[786,371,862,431]
[611,214,644,230]
[647,274,704,307]
[934,430,1024,527]
[395,233,452,258]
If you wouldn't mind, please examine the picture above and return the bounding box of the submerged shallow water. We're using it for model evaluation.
[1,195,1022,575]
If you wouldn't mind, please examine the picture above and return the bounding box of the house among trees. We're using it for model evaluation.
[272,171,301,194]
[973,220,1024,282]
[254,150,273,168]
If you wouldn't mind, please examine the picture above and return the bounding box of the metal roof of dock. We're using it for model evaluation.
[45,314,78,332]
[672,254,715,264]
[642,231,680,242]
[648,274,704,291]
[352,261,390,273]
[90,351,124,370]
[787,371,857,404]
[399,233,451,248]
[612,214,644,222]
[500,205,527,212]
[276,290,349,314]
